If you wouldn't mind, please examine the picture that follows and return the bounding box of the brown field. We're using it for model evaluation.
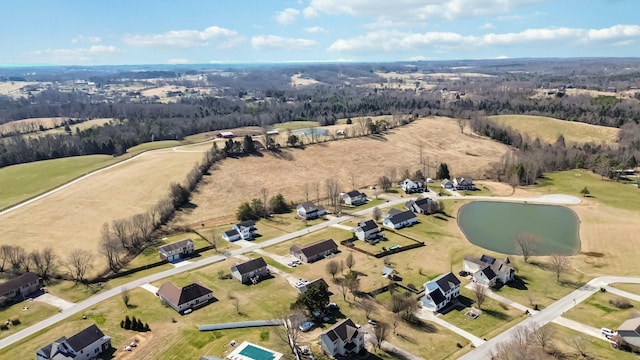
[0,148,206,272]
[176,116,511,223]
[0,81,41,98]
[0,117,69,136]
[290,73,322,87]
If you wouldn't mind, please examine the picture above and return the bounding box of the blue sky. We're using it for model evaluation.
[1,0,639,65]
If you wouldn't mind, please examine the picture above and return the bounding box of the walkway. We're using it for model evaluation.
[415,308,485,347]
[330,223,354,231]
[139,284,159,295]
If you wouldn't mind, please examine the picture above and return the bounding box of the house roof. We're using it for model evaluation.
[387,208,403,217]
[224,229,239,237]
[0,272,39,296]
[157,282,212,306]
[232,257,268,275]
[428,289,446,305]
[618,317,640,348]
[322,318,360,343]
[298,202,318,212]
[382,266,394,276]
[158,239,193,253]
[433,272,461,293]
[237,220,256,229]
[387,210,417,225]
[291,239,338,258]
[479,254,496,265]
[302,278,329,292]
[441,179,452,185]
[415,197,431,206]
[67,324,108,352]
[357,220,378,232]
[345,190,364,198]
[480,266,497,280]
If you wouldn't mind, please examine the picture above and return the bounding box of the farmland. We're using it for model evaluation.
[488,115,619,145]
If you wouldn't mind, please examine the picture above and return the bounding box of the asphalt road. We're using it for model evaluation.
[0,197,408,351]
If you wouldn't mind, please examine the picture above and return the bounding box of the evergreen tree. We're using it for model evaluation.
[243,135,256,154]
[131,316,138,331]
[124,315,132,330]
[144,323,150,332]
[436,163,450,180]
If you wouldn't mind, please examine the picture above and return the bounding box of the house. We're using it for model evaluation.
[353,220,381,242]
[382,210,418,230]
[400,178,425,193]
[296,202,326,220]
[405,197,435,214]
[617,316,640,352]
[297,278,329,294]
[217,131,234,138]
[463,254,515,285]
[36,324,111,360]
[222,221,258,242]
[0,272,40,305]
[158,239,194,262]
[441,179,454,189]
[157,282,213,313]
[421,272,461,312]
[231,257,269,284]
[342,190,367,206]
[290,239,338,263]
[319,318,365,357]
[225,341,283,360]
[453,177,474,190]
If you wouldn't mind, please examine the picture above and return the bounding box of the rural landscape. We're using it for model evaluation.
[1,57,640,360]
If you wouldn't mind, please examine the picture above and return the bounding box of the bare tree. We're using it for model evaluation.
[378,176,392,192]
[337,278,348,301]
[457,118,466,133]
[492,326,531,360]
[121,287,131,307]
[531,323,555,352]
[326,260,339,280]
[325,178,342,213]
[391,312,400,335]
[345,253,355,271]
[111,218,131,251]
[313,182,320,204]
[6,245,27,272]
[372,321,389,352]
[387,167,397,184]
[0,245,10,272]
[568,336,588,358]
[516,232,538,263]
[260,187,270,217]
[132,213,153,248]
[359,296,375,319]
[272,311,305,357]
[30,247,57,279]
[350,173,356,191]
[372,206,382,222]
[472,283,487,310]
[100,224,122,272]
[64,249,93,283]
[549,254,570,282]
[229,293,241,314]
[303,183,310,202]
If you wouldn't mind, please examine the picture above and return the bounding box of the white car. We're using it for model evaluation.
[601,327,616,337]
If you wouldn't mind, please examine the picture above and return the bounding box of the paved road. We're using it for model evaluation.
[0,196,408,351]
[459,276,640,360]
[605,285,640,302]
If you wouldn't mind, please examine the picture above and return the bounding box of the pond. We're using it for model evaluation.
[292,128,330,136]
[457,201,580,256]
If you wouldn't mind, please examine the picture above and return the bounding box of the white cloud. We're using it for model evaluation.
[167,58,190,64]
[32,45,120,64]
[407,55,430,61]
[71,35,102,44]
[304,0,541,25]
[251,35,317,50]
[304,26,328,34]
[329,24,640,53]
[481,22,495,29]
[495,55,509,59]
[274,8,300,25]
[123,26,238,47]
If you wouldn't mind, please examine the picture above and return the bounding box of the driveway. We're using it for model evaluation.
[139,284,159,295]
[331,223,354,231]
[33,293,75,311]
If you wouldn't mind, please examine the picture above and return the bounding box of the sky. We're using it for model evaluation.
[0,0,639,65]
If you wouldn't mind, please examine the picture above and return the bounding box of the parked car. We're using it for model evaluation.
[299,321,315,332]
[458,270,469,277]
[326,302,339,309]
[367,319,377,326]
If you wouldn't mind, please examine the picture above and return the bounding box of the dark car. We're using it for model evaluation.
[458,270,469,277]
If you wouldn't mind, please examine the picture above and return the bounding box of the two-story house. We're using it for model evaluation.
[296,202,326,220]
[231,257,269,284]
[463,254,515,286]
[353,220,382,242]
[342,190,367,206]
[222,220,258,242]
[405,197,435,215]
[36,324,111,360]
[319,318,364,357]
[453,177,474,190]
[400,178,425,194]
[421,272,461,312]
[158,239,195,262]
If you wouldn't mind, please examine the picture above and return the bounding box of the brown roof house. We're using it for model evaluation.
[231,257,269,284]
[617,316,640,352]
[158,239,195,262]
[290,239,338,263]
[0,272,40,306]
[157,282,213,314]
[319,318,365,357]
[36,324,111,360]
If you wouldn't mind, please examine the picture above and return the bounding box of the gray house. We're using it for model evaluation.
[290,239,339,263]
[36,324,111,360]
[354,220,381,242]
[158,239,195,262]
[342,190,367,206]
[231,257,269,284]
[296,202,326,220]
[0,272,40,306]
[405,197,435,214]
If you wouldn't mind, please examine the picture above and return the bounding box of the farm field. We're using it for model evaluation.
[0,148,206,273]
[176,116,511,223]
[0,117,69,136]
[488,114,619,145]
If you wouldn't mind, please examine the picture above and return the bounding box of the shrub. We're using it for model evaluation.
[407,284,417,290]
[456,343,463,348]
[610,297,633,309]
[10,318,20,326]
[0,324,8,331]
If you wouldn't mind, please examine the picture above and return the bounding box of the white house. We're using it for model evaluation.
[296,202,326,220]
[400,178,425,193]
[453,177,474,190]
[231,257,269,284]
[222,220,258,242]
[319,318,364,357]
[382,210,418,230]
[463,254,515,285]
[342,190,367,206]
[157,282,213,314]
[353,220,381,242]
[158,239,195,262]
[421,272,461,312]
[36,324,112,360]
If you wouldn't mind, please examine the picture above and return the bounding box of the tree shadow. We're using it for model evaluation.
[406,317,438,333]
[483,308,510,321]
[504,276,529,291]
[433,215,449,221]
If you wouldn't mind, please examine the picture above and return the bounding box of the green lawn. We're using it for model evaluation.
[0,154,118,209]
[265,227,353,256]
[126,140,182,153]
[563,291,640,331]
[441,287,526,339]
[546,323,637,360]
[0,301,59,340]
[612,283,640,295]
[531,170,640,212]
[341,198,387,214]
[273,121,319,131]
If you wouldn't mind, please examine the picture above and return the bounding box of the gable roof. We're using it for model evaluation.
[387,208,403,217]
[304,278,329,291]
[158,239,193,253]
[479,254,496,264]
[387,210,417,225]
[298,202,318,212]
[433,272,461,292]
[322,318,360,343]
[618,317,640,348]
[428,289,446,305]
[67,324,108,352]
[0,272,39,296]
[356,220,378,232]
[232,257,268,275]
[38,325,109,359]
[480,266,497,280]
[345,190,364,198]
[414,197,431,206]
[223,229,239,237]
[291,239,338,258]
[157,282,212,306]
[237,220,256,229]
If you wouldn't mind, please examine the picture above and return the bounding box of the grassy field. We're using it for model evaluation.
[612,283,640,295]
[488,115,619,145]
[564,291,640,331]
[265,227,353,256]
[0,301,59,340]
[0,154,118,209]
[273,121,319,131]
[544,323,636,360]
